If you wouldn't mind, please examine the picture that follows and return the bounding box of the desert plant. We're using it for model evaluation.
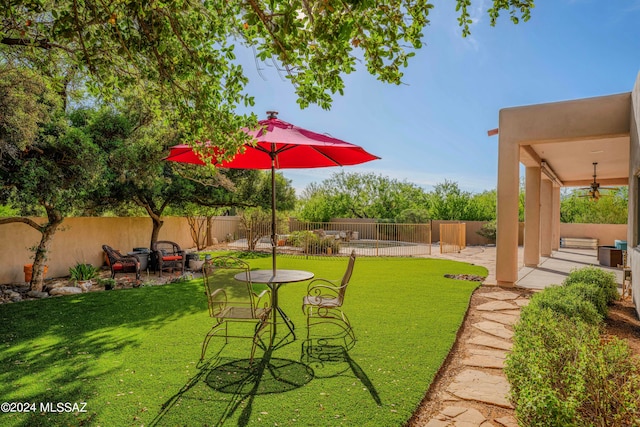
[476,220,496,244]
[69,263,99,282]
[97,277,116,290]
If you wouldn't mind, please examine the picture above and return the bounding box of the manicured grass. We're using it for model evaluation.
[0,255,485,426]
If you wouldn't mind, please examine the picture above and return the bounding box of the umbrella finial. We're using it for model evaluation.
[266,111,278,119]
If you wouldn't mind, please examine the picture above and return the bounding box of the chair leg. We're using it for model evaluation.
[200,321,224,361]
[250,320,270,364]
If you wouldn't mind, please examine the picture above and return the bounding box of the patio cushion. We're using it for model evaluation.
[162,255,182,261]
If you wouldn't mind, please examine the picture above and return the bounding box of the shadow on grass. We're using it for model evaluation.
[301,325,381,406]
[151,348,313,427]
[0,280,205,426]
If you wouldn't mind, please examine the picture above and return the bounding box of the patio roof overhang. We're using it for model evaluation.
[506,92,632,188]
[495,91,633,289]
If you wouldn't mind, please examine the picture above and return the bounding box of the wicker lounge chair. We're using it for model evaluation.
[102,245,141,281]
[151,240,185,277]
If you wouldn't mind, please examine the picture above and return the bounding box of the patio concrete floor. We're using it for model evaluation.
[516,247,625,289]
[429,245,625,290]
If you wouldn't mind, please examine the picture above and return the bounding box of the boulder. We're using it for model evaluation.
[27,290,49,299]
[5,290,22,302]
[49,286,82,296]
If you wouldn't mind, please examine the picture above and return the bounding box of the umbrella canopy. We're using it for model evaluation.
[166,116,379,169]
[166,112,380,273]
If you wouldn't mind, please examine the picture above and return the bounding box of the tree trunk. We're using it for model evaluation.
[135,197,165,249]
[206,216,214,247]
[149,215,163,249]
[30,209,64,292]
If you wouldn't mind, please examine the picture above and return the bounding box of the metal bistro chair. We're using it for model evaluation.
[200,256,272,363]
[302,250,357,342]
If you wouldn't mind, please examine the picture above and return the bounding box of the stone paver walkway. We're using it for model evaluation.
[417,287,530,427]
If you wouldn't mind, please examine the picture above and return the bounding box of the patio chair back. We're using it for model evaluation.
[302,250,357,343]
[200,256,271,362]
[151,240,185,277]
[338,250,357,304]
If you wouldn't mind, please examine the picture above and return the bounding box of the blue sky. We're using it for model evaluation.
[235,1,640,195]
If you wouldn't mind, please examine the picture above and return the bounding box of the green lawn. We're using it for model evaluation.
[0,255,485,427]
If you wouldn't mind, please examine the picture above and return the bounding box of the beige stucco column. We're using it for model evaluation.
[496,135,520,287]
[540,179,553,257]
[552,185,561,251]
[524,166,541,266]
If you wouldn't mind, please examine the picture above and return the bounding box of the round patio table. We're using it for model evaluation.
[235,269,314,342]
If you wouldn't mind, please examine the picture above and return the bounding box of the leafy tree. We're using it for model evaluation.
[1,1,534,154]
[428,180,474,220]
[0,105,106,291]
[395,208,431,224]
[238,207,289,251]
[0,67,60,160]
[560,188,628,224]
[84,106,235,247]
[296,171,429,221]
[82,103,297,247]
[468,189,497,221]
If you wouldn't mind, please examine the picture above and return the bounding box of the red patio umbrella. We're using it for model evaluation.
[166,111,380,274]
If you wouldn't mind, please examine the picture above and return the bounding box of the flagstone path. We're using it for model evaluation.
[408,286,532,427]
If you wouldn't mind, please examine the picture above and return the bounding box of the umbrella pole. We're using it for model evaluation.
[271,155,277,276]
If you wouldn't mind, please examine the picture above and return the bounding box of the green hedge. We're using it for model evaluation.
[563,266,619,305]
[505,267,640,426]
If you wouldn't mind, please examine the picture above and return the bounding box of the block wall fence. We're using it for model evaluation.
[0,216,627,284]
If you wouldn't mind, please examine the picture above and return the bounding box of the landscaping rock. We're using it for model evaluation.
[495,415,519,427]
[481,312,519,326]
[46,281,70,290]
[472,321,514,340]
[27,290,49,299]
[468,334,513,351]
[5,290,22,302]
[49,286,82,296]
[462,348,508,369]
[483,291,521,301]
[444,274,486,282]
[446,369,512,408]
[476,301,517,311]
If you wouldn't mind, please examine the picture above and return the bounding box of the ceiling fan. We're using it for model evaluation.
[579,162,617,201]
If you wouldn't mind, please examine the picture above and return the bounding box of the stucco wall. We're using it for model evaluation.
[629,72,640,316]
[559,223,627,247]
[0,216,240,284]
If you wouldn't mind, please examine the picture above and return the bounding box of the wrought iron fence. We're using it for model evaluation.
[228,219,431,257]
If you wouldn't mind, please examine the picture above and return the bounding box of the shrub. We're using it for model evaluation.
[69,263,99,281]
[506,282,640,427]
[528,284,603,325]
[476,220,496,244]
[289,231,341,254]
[564,266,619,304]
[506,306,592,426]
[563,281,609,318]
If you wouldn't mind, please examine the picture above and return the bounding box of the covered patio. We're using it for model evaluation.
[494,72,640,316]
[517,247,625,290]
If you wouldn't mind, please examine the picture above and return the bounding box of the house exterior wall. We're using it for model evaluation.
[628,73,640,316]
